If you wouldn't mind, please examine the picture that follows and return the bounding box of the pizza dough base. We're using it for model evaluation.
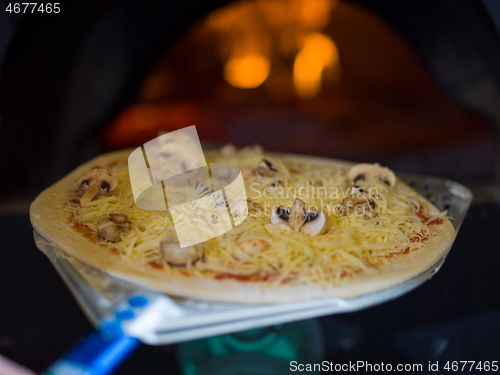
[30,149,456,304]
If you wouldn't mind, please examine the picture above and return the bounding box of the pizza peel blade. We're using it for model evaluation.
[33,174,472,345]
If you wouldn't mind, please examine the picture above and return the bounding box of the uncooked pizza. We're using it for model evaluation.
[30,144,455,303]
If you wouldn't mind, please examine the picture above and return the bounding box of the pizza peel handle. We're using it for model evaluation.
[41,331,139,375]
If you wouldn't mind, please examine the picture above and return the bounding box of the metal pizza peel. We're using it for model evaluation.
[33,174,471,374]
[33,173,472,345]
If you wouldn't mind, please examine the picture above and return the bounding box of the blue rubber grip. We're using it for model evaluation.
[42,330,139,375]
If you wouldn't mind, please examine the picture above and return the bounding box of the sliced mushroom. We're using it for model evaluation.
[252,144,263,154]
[194,207,220,226]
[195,207,207,221]
[263,180,285,196]
[343,187,381,215]
[247,199,261,215]
[301,210,329,236]
[347,163,396,187]
[271,200,329,235]
[271,205,289,224]
[78,169,118,207]
[109,213,128,224]
[288,198,306,231]
[257,159,279,178]
[343,187,370,207]
[231,199,248,220]
[241,167,255,180]
[109,212,130,233]
[97,218,122,243]
[211,213,218,224]
[120,223,131,234]
[220,143,239,158]
[290,164,306,174]
[160,241,202,266]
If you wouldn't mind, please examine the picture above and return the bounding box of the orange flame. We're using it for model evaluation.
[293,32,340,98]
[224,54,270,88]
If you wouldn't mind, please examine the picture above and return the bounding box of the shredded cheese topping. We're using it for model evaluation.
[61,146,444,286]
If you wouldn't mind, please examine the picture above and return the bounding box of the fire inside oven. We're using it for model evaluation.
[101,0,494,185]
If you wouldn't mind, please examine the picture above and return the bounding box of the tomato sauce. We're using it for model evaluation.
[148,261,164,270]
[415,206,443,225]
[67,213,98,242]
[72,222,98,241]
[427,217,443,225]
[383,247,412,259]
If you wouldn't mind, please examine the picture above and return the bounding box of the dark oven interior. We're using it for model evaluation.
[1,0,500,373]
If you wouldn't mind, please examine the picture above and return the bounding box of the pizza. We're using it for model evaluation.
[30,144,455,304]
